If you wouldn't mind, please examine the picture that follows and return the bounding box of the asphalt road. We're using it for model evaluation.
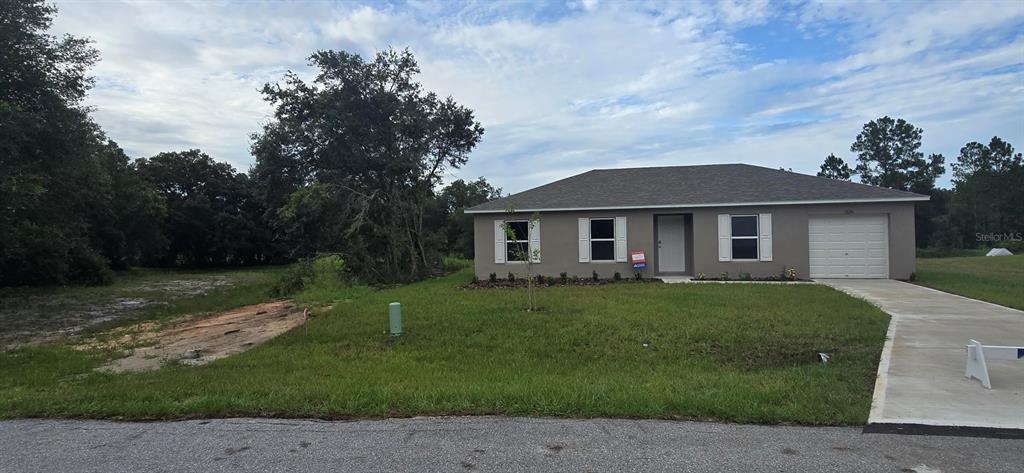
[1,416,1020,472]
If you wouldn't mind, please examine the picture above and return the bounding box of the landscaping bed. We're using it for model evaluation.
[0,268,888,425]
[465,275,661,288]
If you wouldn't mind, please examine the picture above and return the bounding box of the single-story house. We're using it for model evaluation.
[465,164,929,280]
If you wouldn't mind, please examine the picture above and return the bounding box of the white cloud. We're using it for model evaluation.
[49,0,1024,189]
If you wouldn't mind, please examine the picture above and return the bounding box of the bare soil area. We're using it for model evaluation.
[91,300,306,372]
[0,274,234,348]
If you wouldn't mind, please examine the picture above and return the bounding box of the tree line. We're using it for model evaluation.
[816,117,1023,250]
[1,1,498,286]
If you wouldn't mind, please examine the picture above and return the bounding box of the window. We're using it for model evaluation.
[590,218,615,261]
[505,220,530,261]
[731,215,758,260]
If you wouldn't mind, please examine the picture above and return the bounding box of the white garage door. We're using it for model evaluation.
[808,215,889,279]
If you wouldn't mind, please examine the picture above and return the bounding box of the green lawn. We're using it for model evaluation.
[915,255,1024,310]
[0,269,889,425]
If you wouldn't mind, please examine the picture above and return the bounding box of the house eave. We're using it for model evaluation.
[464,196,930,214]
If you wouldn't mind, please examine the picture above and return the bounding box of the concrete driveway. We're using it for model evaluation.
[2,417,1022,473]
[821,279,1024,433]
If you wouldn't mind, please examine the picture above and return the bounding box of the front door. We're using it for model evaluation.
[658,215,685,273]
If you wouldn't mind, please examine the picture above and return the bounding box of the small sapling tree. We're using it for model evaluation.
[503,208,541,311]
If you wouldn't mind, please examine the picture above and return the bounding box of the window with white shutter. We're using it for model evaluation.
[730,215,759,261]
[589,218,615,261]
[504,221,530,262]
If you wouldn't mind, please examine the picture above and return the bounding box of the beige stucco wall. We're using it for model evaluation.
[474,209,657,280]
[473,201,917,280]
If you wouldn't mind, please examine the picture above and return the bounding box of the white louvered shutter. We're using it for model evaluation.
[614,216,627,262]
[718,214,732,262]
[758,213,773,262]
[529,220,541,263]
[578,218,590,263]
[494,220,506,264]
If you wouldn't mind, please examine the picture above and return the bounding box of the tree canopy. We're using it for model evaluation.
[938,137,1024,248]
[816,153,852,180]
[0,2,280,285]
[438,178,502,258]
[135,150,272,266]
[1,0,139,285]
[251,48,485,282]
[850,116,944,193]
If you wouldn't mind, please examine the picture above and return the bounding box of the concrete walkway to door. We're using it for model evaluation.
[820,279,1024,432]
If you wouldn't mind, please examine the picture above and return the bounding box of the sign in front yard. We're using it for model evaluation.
[965,339,1024,389]
[630,250,646,270]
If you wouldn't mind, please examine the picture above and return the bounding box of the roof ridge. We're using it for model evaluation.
[591,163,742,172]
[465,162,930,213]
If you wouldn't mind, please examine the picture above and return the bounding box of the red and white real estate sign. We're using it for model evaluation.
[630,250,646,269]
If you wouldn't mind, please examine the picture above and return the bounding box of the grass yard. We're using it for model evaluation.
[914,255,1024,310]
[0,269,889,425]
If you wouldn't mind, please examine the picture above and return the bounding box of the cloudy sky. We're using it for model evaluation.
[52,0,1024,192]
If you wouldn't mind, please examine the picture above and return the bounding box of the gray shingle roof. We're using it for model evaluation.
[466,164,928,213]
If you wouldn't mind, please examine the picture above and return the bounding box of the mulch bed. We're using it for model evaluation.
[464,277,662,289]
[695,277,807,282]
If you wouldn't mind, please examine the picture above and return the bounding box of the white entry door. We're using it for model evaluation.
[808,215,889,278]
[658,215,685,273]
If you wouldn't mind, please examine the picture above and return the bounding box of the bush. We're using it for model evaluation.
[559,272,568,283]
[613,272,622,281]
[535,274,545,285]
[695,272,706,281]
[1003,240,1024,253]
[591,270,599,281]
[719,272,730,281]
[489,272,497,283]
[739,272,752,281]
[65,246,114,286]
[508,272,516,282]
[441,257,470,273]
[268,254,347,297]
[269,259,314,297]
[310,254,346,288]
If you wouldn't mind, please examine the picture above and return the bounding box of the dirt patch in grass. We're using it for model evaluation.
[1,275,235,347]
[88,300,306,372]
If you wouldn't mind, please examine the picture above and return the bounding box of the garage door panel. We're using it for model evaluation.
[808,215,889,279]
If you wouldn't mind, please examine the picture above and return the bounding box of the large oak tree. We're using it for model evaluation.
[251,49,484,282]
